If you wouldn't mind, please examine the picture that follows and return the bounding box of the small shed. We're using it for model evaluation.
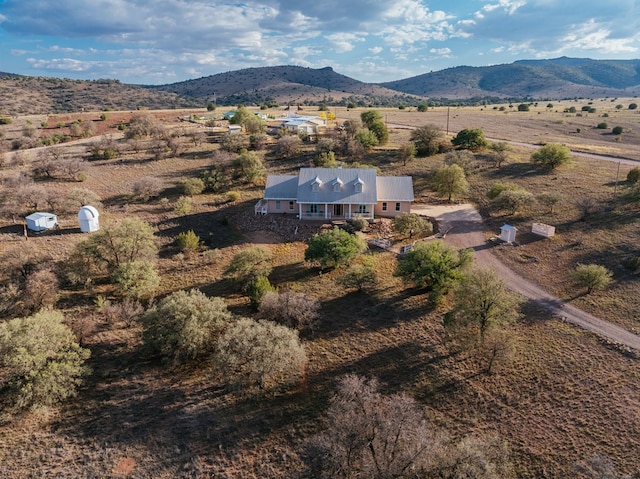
[26,212,58,232]
[532,222,555,238]
[78,205,100,233]
[228,125,242,135]
[499,224,517,243]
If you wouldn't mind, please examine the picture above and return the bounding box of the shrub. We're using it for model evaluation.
[274,135,302,158]
[227,190,241,202]
[305,227,367,270]
[174,195,193,215]
[133,176,163,201]
[176,230,200,253]
[452,128,488,150]
[531,143,571,170]
[351,218,369,232]
[0,117,13,125]
[179,178,205,196]
[23,269,59,313]
[112,261,160,300]
[493,189,535,215]
[225,246,273,291]
[612,126,624,135]
[627,167,640,184]
[572,264,613,294]
[629,103,638,110]
[99,297,144,327]
[336,259,378,292]
[259,290,320,331]
[410,124,446,156]
[354,129,379,149]
[393,212,433,238]
[0,310,91,410]
[247,275,276,309]
[140,289,233,362]
[596,122,608,129]
[233,149,264,184]
[517,103,529,111]
[214,318,307,393]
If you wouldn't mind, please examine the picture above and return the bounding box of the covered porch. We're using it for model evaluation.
[298,202,374,220]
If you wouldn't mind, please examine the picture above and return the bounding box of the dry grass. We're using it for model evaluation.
[1,104,639,478]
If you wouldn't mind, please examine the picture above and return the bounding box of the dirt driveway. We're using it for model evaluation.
[412,203,640,351]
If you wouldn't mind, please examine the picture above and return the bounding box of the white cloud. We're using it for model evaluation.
[430,47,452,56]
[27,57,93,72]
[369,46,383,55]
[325,32,365,53]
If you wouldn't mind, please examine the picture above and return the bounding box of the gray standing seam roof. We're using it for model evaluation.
[264,175,298,199]
[376,176,414,202]
[296,168,378,204]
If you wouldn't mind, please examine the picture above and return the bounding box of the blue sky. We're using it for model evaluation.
[0,0,638,85]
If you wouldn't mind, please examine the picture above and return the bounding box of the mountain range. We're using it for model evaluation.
[1,57,639,114]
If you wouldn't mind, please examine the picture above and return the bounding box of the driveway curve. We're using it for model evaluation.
[411,203,640,351]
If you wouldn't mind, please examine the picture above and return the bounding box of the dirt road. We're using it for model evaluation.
[412,203,640,351]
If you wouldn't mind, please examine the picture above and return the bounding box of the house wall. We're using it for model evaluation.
[374,201,411,218]
[265,199,297,214]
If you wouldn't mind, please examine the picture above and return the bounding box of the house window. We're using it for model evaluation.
[306,204,319,214]
[395,202,401,212]
[382,202,388,211]
[275,200,281,210]
[354,183,362,193]
[289,201,294,210]
[333,183,340,192]
[357,205,369,214]
[312,183,319,192]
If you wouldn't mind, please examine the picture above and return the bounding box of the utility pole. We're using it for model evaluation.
[446,106,450,136]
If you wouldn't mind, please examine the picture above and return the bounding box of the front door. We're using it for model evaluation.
[334,204,343,217]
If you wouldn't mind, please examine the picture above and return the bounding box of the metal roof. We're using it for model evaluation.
[264,175,298,199]
[297,168,378,204]
[376,176,414,202]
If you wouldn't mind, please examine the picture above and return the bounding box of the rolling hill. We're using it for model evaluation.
[1,57,640,115]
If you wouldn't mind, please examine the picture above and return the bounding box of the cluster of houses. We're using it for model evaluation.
[224,111,327,140]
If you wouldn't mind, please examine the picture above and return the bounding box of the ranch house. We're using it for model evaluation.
[256,167,414,220]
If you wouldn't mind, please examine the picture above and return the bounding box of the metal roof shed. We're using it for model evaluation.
[26,212,58,232]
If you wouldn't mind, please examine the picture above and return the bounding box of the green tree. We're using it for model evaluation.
[215,318,307,393]
[0,310,91,410]
[572,264,613,294]
[612,126,624,135]
[392,212,433,238]
[335,258,378,292]
[368,120,389,145]
[225,246,273,291]
[488,141,511,168]
[531,143,571,170]
[314,150,339,168]
[395,240,473,303]
[492,189,534,215]
[247,275,276,309]
[517,103,530,111]
[629,103,638,110]
[360,110,383,128]
[233,149,265,184]
[305,227,367,270]
[627,167,640,184]
[140,289,233,362]
[410,124,446,156]
[112,260,160,300]
[433,164,469,202]
[417,102,428,112]
[452,128,488,150]
[537,191,563,214]
[243,115,265,135]
[72,217,158,277]
[228,105,253,126]
[354,129,379,149]
[445,268,521,346]
[397,141,416,166]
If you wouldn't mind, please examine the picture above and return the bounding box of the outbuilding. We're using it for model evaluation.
[25,212,58,232]
[78,205,100,233]
[499,224,517,243]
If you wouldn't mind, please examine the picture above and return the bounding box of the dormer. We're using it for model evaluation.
[332,177,344,192]
[354,176,365,193]
[311,176,323,192]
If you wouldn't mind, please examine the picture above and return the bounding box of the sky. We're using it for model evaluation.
[0,0,638,85]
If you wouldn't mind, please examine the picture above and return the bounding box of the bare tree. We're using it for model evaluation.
[259,291,320,332]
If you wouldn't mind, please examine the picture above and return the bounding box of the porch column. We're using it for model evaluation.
[348,204,352,219]
[325,203,328,219]
[299,203,302,219]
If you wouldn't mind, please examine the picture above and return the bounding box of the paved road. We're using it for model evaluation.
[411,204,640,351]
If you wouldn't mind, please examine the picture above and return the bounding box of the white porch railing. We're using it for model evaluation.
[254,200,267,215]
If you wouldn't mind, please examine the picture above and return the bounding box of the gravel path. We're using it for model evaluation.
[412,203,640,352]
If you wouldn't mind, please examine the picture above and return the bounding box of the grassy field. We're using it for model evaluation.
[0,102,639,478]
